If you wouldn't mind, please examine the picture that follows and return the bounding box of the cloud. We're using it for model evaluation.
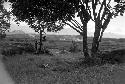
[106,16,125,35]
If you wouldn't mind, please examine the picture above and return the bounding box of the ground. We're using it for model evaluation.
[0,55,15,84]
[0,38,125,84]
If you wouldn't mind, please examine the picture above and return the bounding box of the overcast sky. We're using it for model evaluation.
[3,2,125,35]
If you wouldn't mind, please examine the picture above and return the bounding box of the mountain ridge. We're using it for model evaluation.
[6,30,125,39]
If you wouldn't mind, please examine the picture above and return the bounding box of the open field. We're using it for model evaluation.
[1,37,125,84]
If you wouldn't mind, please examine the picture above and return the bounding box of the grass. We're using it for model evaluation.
[1,38,125,84]
[2,51,125,84]
[1,53,112,84]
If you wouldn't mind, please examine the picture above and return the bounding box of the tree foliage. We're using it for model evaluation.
[89,0,125,54]
[9,0,125,56]
[9,0,74,32]
[0,0,10,35]
[9,0,89,55]
[9,0,90,34]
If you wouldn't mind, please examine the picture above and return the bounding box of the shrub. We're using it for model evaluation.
[1,43,35,58]
[69,41,81,53]
[1,47,17,57]
[21,43,35,53]
[37,46,53,55]
[101,49,125,64]
[13,43,35,53]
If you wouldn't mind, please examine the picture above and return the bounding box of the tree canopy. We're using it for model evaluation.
[9,0,125,34]
[0,0,10,34]
[9,0,89,34]
[9,0,79,33]
[9,0,125,56]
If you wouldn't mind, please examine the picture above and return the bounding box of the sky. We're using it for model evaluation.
[3,2,125,36]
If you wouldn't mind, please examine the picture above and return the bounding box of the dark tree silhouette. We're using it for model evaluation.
[9,0,125,58]
[89,0,125,56]
[9,0,91,58]
[8,0,64,52]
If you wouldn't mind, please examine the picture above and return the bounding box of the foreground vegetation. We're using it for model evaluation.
[0,38,125,84]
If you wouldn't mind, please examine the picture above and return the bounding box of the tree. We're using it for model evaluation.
[27,20,64,52]
[9,0,125,58]
[89,0,125,56]
[0,0,10,38]
[9,0,64,52]
[9,0,92,58]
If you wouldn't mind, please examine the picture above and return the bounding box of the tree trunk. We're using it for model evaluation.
[91,22,101,57]
[39,29,43,52]
[82,22,89,58]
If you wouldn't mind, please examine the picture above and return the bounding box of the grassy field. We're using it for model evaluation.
[1,38,125,84]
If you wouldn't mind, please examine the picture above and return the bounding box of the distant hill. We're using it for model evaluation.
[6,30,26,35]
[5,30,125,40]
[6,30,31,39]
[57,28,125,38]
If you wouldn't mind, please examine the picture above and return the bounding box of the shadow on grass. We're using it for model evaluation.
[2,49,125,84]
[65,49,125,70]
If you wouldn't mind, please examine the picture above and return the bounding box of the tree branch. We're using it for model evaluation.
[72,19,82,27]
[107,0,111,6]
[97,0,106,20]
[99,29,105,42]
[88,7,95,22]
[63,21,82,35]
[100,7,107,22]
[92,0,96,20]
[102,13,112,30]
[99,13,112,42]
[70,20,83,31]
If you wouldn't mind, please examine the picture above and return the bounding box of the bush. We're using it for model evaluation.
[21,43,35,53]
[37,46,53,55]
[12,43,35,53]
[69,41,81,53]
[1,43,35,57]
[1,47,23,57]
[101,49,125,64]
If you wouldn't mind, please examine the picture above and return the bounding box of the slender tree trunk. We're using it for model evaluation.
[82,22,89,58]
[39,29,43,52]
[91,22,101,57]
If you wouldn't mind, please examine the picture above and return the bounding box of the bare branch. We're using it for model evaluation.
[71,19,83,31]
[72,19,81,27]
[97,0,106,20]
[102,13,112,30]
[99,13,112,42]
[63,21,82,35]
[70,20,83,31]
[99,29,105,42]
[107,0,111,6]
[88,8,95,22]
[74,19,82,27]
[100,7,107,22]
[70,20,83,32]
[92,0,97,20]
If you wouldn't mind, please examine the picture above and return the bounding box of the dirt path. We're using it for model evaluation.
[0,55,15,84]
